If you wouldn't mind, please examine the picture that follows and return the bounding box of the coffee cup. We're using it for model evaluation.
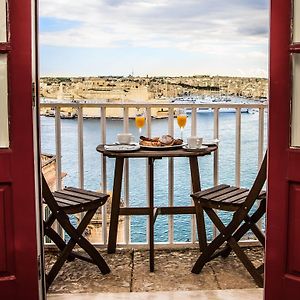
[187,136,203,149]
[117,133,134,144]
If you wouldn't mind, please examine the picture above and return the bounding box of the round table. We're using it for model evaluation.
[96,144,218,271]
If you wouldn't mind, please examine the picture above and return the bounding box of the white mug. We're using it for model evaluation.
[187,136,203,149]
[117,133,134,144]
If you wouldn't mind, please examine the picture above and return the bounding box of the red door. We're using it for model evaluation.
[0,0,40,299]
[265,0,300,299]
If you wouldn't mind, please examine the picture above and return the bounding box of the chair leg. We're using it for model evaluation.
[192,231,228,273]
[63,209,110,275]
[226,236,263,287]
[44,220,75,262]
[219,200,266,258]
[205,208,264,287]
[192,208,230,273]
[46,209,110,290]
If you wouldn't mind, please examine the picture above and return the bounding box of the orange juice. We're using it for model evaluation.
[135,116,145,128]
[177,115,187,128]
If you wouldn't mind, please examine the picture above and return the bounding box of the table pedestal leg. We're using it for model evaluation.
[189,156,207,251]
[148,158,155,272]
[108,157,124,254]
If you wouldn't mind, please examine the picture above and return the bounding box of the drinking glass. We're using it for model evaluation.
[135,108,146,135]
[177,108,187,140]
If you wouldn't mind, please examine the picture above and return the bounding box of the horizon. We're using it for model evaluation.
[39,0,269,78]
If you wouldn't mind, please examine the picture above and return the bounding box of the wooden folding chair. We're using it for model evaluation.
[191,154,267,287]
[42,174,110,290]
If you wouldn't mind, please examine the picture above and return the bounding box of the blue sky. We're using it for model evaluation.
[39,0,269,78]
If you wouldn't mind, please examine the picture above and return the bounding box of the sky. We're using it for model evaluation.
[39,0,269,78]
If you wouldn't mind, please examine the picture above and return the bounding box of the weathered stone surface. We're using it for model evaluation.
[45,246,263,294]
[209,248,263,290]
[132,248,218,292]
[45,249,132,294]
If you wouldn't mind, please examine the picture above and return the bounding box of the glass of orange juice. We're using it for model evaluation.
[177,108,187,139]
[135,108,146,135]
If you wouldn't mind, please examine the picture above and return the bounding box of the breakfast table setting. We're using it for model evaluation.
[96,109,218,272]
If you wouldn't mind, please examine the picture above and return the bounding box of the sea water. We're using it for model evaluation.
[41,109,267,243]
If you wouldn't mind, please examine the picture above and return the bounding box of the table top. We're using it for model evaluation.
[96,144,217,158]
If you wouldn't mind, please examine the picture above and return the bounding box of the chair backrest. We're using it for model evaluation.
[243,151,267,210]
[41,173,61,214]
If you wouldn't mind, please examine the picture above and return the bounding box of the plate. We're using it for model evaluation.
[140,144,184,151]
[202,139,219,146]
[182,145,208,152]
[104,143,140,152]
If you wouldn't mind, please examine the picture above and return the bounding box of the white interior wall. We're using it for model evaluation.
[0,0,6,42]
[292,54,300,146]
[0,55,9,148]
[294,1,300,42]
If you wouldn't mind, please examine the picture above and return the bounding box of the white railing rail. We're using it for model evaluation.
[41,101,267,247]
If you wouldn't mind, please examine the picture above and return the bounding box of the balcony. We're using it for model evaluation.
[40,100,267,299]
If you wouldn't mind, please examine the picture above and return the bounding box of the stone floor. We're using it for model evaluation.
[48,289,263,300]
[45,246,263,294]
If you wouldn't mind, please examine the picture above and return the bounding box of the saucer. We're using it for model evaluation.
[202,139,219,146]
[183,145,208,151]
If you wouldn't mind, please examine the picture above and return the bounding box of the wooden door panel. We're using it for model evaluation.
[266,0,300,298]
[0,0,40,298]
[287,183,300,274]
[0,184,14,276]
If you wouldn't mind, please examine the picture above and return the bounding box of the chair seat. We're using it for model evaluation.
[192,184,266,211]
[52,187,109,214]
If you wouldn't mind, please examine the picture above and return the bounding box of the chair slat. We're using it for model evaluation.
[222,190,249,204]
[53,191,91,204]
[54,197,84,207]
[64,187,107,198]
[233,197,249,205]
[53,201,69,207]
[203,186,240,200]
[213,188,248,203]
[192,184,230,198]
[57,189,99,201]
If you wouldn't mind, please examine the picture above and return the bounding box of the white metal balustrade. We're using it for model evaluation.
[40,101,267,248]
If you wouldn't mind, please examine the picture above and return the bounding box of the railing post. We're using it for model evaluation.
[168,107,174,244]
[146,107,152,245]
[123,107,130,245]
[258,108,264,165]
[55,106,62,190]
[191,107,197,243]
[213,108,220,238]
[77,106,84,189]
[257,107,265,230]
[100,107,108,245]
[235,107,241,187]
[54,106,63,238]
[191,107,197,136]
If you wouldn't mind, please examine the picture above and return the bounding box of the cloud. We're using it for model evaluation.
[39,0,269,53]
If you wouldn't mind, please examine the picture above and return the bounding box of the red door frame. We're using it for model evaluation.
[0,0,40,299]
[265,0,300,298]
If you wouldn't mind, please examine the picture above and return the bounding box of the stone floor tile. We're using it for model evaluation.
[46,249,132,294]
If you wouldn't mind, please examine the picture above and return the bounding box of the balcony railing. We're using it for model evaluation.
[40,101,267,248]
